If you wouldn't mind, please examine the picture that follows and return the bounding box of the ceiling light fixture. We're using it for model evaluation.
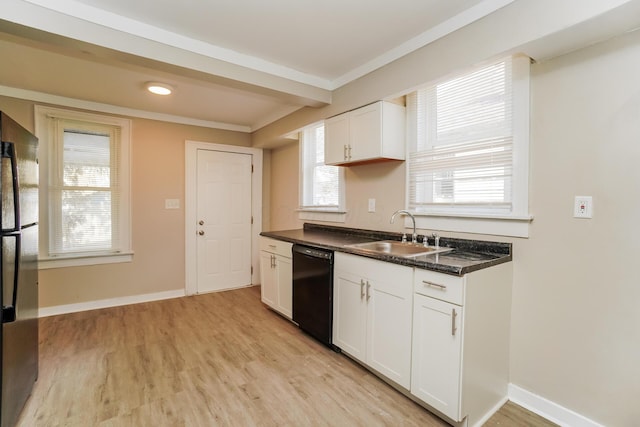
[145,82,173,95]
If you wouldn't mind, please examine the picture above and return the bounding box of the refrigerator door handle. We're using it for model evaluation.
[1,233,20,323]
[1,141,21,232]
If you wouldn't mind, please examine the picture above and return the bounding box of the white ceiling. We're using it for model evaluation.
[69,0,490,82]
[0,0,515,132]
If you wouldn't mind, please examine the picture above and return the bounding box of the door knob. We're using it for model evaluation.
[198,230,204,236]
[199,220,204,225]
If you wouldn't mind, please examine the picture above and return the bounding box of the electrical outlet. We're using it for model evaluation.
[573,196,592,218]
[368,198,376,213]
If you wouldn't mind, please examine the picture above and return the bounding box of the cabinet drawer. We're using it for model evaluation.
[260,237,292,258]
[414,269,465,306]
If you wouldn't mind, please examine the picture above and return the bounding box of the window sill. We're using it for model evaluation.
[297,209,347,223]
[39,252,134,270]
[412,213,533,238]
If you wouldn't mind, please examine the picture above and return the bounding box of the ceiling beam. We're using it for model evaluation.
[1,0,332,108]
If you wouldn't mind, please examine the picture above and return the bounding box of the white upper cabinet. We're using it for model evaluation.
[324,101,405,166]
[324,112,350,166]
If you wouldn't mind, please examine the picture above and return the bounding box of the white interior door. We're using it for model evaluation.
[196,149,252,293]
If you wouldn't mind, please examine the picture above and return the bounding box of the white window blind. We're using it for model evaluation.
[408,57,517,216]
[48,118,122,255]
[300,123,344,210]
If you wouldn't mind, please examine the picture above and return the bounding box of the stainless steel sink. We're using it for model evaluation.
[346,240,453,258]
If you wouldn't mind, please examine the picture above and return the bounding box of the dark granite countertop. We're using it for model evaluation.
[261,223,512,276]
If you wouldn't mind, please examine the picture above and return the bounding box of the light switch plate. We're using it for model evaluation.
[573,196,592,218]
[165,199,180,209]
[368,198,376,213]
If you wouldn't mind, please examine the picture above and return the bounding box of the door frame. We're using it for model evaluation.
[185,140,262,296]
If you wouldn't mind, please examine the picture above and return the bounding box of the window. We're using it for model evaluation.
[407,55,531,237]
[35,106,132,268]
[299,122,345,222]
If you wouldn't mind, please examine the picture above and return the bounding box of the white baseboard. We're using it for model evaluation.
[38,289,186,317]
[508,384,605,427]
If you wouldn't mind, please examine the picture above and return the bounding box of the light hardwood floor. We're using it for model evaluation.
[18,286,555,426]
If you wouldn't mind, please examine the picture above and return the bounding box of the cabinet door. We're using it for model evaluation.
[366,269,413,389]
[325,113,349,165]
[332,269,367,363]
[275,255,292,318]
[260,251,278,308]
[349,103,382,162]
[411,294,463,421]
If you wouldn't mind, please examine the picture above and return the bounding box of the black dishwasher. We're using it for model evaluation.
[292,244,334,347]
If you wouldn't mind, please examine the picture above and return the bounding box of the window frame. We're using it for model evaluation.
[35,105,132,269]
[406,55,532,237]
[298,122,346,223]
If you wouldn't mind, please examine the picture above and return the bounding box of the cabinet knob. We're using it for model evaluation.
[199,220,204,225]
[198,230,204,236]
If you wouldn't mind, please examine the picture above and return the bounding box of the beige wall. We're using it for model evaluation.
[265,30,640,426]
[267,142,303,231]
[0,96,251,308]
[341,162,407,231]
[510,30,640,426]
[264,142,408,233]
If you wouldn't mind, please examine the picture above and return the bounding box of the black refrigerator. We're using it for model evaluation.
[0,112,38,427]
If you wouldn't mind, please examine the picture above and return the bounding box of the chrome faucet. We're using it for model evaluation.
[390,210,417,244]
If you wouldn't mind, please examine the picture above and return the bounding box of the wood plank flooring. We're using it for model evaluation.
[17,286,555,426]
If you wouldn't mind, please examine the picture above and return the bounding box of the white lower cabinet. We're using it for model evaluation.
[333,250,512,426]
[411,265,512,426]
[259,237,292,318]
[412,293,463,420]
[333,252,413,389]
